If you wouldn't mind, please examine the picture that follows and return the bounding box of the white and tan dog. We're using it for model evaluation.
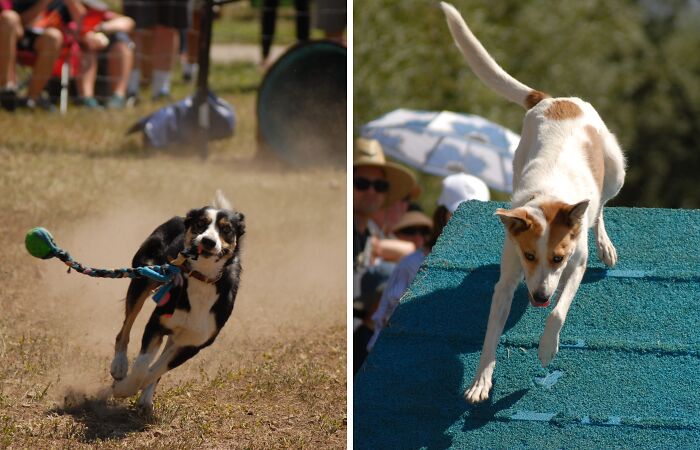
[441,3,626,404]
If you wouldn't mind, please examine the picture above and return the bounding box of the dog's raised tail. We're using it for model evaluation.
[440,2,548,109]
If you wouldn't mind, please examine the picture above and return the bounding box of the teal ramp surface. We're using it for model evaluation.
[354,201,700,449]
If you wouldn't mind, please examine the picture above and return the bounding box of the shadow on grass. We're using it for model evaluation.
[50,392,154,442]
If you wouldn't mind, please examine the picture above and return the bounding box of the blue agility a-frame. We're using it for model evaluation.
[354,201,700,449]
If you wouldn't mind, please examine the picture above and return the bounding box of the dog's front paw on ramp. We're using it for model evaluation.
[538,330,560,368]
[464,376,492,404]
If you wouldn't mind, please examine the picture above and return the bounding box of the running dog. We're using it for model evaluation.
[441,3,626,404]
[110,191,245,409]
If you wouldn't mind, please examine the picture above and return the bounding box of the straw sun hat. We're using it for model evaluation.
[354,138,417,205]
[392,210,433,235]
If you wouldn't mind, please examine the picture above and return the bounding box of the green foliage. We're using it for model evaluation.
[355,0,700,208]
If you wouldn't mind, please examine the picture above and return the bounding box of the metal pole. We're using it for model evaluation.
[195,0,215,159]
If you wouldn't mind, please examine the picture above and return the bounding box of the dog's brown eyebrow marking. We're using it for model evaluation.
[544,100,583,120]
[525,90,550,109]
[540,201,581,267]
[584,125,605,193]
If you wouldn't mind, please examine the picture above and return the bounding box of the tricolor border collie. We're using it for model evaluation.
[441,3,626,403]
[110,191,245,409]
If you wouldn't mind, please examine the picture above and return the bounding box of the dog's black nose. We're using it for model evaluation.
[200,237,216,249]
[533,292,550,304]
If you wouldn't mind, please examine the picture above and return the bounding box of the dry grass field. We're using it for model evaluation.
[0,59,346,448]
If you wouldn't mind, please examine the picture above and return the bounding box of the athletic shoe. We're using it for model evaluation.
[0,88,17,112]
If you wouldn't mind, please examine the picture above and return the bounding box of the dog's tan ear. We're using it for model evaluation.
[567,200,589,223]
[495,208,531,235]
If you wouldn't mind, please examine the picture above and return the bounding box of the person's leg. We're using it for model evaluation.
[294,0,310,42]
[0,9,22,89]
[0,10,23,110]
[261,0,278,63]
[108,41,133,98]
[151,25,177,97]
[124,0,156,95]
[186,8,199,65]
[151,0,187,97]
[182,6,200,80]
[77,50,97,99]
[28,27,62,100]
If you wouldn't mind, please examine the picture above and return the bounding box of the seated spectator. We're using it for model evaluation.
[353,138,417,373]
[72,0,134,108]
[0,0,66,110]
[367,173,490,351]
[368,193,421,263]
[124,0,189,100]
[391,210,433,251]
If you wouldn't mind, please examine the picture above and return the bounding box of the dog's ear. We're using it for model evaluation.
[495,208,531,235]
[184,209,199,230]
[234,212,246,237]
[566,200,589,224]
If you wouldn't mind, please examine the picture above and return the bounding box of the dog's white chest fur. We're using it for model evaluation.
[162,281,218,347]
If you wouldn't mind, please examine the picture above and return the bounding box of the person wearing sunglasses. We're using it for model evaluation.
[353,138,417,373]
[392,210,433,251]
[367,173,491,352]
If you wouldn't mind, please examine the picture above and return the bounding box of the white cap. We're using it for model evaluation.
[437,173,490,212]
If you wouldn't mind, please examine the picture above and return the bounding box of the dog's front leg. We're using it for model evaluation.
[112,315,164,398]
[465,240,522,404]
[538,243,588,367]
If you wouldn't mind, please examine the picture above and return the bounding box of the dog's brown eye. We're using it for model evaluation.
[197,219,208,228]
[221,225,232,234]
[552,255,564,264]
[524,252,536,261]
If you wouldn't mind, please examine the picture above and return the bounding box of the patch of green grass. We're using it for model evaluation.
[214,3,322,45]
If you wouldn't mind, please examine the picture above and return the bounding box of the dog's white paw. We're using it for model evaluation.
[137,384,155,411]
[112,378,138,398]
[538,330,560,368]
[464,374,492,404]
[110,352,129,381]
[596,236,618,267]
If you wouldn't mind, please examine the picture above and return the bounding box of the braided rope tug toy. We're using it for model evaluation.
[24,227,195,306]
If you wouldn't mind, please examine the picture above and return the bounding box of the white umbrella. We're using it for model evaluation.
[361,108,520,192]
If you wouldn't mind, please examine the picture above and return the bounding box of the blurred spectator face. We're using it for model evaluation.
[394,225,431,249]
[380,198,409,230]
[354,166,388,216]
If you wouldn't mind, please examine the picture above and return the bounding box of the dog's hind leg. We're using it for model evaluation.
[465,239,522,404]
[595,130,626,267]
[111,279,157,381]
[595,213,617,267]
[539,240,588,367]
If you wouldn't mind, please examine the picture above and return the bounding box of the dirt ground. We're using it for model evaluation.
[0,148,346,448]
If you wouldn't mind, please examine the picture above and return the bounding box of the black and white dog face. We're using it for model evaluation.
[184,207,245,259]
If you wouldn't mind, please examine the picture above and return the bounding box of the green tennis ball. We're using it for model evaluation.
[25,227,55,259]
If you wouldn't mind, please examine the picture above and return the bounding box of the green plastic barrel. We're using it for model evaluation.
[257,40,346,166]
